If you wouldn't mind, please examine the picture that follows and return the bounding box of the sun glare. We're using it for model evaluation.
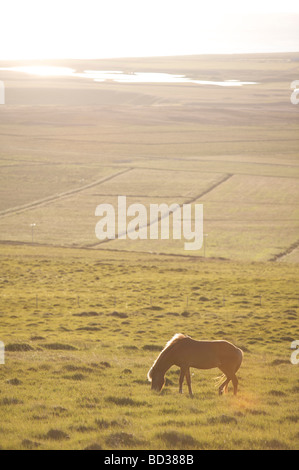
[0,1,298,59]
[0,66,75,76]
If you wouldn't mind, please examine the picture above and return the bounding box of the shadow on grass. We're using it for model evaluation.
[105,396,149,407]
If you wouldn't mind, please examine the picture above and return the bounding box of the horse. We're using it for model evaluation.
[147,333,243,396]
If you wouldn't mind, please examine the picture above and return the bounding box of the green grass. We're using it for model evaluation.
[0,53,298,449]
[0,244,298,450]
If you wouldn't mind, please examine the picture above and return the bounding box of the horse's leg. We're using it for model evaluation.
[231,373,239,396]
[185,368,193,397]
[220,371,238,395]
[218,366,233,395]
[179,367,187,394]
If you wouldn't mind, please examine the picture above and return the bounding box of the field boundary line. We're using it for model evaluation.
[4,133,299,146]
[269,239,299,262]
[143,155,299,168]
[0,239,228,261]
[0,167,132,219]
[134,166,299,180]
[88,173,233,248]
[184,173,233,204]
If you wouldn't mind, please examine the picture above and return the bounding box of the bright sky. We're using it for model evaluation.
[0,0,299,59]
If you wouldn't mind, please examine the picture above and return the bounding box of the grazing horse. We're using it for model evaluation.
[147,334,243,396]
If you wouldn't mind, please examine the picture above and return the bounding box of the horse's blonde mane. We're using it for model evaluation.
[147,333,189,382]
[165,333,187,349]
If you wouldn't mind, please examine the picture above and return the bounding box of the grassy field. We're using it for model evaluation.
[0,245,298,450]
[0,53,299,260]
[0,53,298,450]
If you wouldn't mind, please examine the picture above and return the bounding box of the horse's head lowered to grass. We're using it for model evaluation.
[147,366,165,392]
[147,333,188,392]
[147,333,243,396]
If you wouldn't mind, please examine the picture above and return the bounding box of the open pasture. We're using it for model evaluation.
[0,53,298,450]
[0,245,298,450]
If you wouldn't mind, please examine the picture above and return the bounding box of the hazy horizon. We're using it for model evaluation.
[1,1,299,60]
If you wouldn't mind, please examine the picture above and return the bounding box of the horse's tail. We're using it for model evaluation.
[214,373,226,388]
[214,347,243,388]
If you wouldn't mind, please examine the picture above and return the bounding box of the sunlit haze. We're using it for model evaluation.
[0,0,299,59]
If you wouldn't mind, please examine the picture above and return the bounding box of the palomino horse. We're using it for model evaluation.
[147,334,243,396]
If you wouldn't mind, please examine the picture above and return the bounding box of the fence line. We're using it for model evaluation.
[0,292,269,315]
